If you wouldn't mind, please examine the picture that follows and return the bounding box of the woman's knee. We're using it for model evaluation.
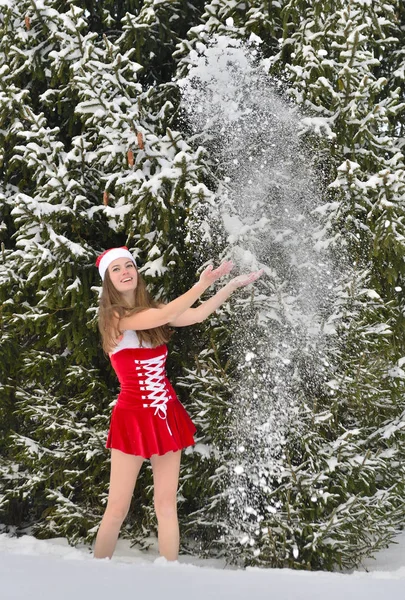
[104,501,130,524]
[154,495,177,520]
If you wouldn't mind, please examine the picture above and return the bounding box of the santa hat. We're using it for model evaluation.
[96,246,136,281]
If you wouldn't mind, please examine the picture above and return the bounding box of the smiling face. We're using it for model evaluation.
[108,257,138,301]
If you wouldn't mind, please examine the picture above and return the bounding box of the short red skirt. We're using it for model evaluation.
[106,345,196,458]
[106,398,196,458]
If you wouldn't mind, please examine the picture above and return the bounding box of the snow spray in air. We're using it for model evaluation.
[178,33,340,555]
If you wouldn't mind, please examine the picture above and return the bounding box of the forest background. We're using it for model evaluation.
[0,0,405,572]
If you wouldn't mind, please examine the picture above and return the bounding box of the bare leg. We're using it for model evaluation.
[93,449,144,559]
[150,450,181,561]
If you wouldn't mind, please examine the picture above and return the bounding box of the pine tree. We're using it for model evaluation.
[173,0,405,569]
[257,0,405,568]
[0,0,214,546]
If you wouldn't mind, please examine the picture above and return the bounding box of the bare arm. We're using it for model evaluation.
[169,270,263,327]
[117,261,233,331]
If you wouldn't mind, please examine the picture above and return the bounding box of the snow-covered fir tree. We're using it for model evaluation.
[173,0,405,569]
[0,0,214,546]
[266,0,405,564]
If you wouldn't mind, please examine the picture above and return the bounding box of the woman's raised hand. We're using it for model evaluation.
[228,269,264,289]
[198,262,264,289]
[199,260,234,286]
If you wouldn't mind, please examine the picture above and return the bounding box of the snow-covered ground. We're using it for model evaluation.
[1,530,405,599]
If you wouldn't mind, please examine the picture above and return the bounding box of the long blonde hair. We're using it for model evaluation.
[98,267,172,354]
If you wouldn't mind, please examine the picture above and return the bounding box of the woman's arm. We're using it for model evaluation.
[169,270,263,327]
[117,261,234,331]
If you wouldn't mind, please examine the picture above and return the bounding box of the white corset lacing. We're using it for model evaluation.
[134,354,173,436]
[111,330,173,436]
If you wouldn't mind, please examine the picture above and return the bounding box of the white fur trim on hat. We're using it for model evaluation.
[98,248,136,280]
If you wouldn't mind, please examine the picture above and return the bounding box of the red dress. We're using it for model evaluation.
[106,330,196,458]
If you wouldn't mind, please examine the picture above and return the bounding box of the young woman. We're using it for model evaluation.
[93,246,263,561]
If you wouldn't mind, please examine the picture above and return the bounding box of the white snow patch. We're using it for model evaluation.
[1,532,405,599]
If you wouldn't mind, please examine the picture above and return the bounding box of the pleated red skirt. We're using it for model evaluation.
[106,345,196,458]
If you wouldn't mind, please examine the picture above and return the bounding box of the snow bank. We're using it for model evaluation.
[1,532,405,600]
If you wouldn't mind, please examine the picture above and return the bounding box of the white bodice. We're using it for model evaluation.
[110,329,152,354]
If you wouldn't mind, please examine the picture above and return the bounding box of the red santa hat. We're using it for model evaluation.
[96,246,136,281]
